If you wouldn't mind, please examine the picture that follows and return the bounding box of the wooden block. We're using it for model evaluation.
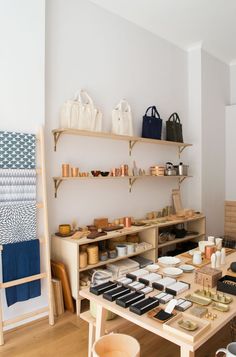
[94,218,108,228]
[195,267,222,288]
[52,278,64,316]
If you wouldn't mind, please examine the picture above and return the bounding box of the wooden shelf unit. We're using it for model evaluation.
[52,128,192,154]
[53,175,192,197]
[51,214,205,316]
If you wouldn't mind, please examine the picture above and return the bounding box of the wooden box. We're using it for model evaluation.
[94,217,108,228]
[195,267,222,288]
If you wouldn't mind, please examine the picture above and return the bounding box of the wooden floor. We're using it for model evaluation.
[0,309,233,357]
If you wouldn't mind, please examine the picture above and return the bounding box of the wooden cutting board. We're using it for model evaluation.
[51,260,74,313]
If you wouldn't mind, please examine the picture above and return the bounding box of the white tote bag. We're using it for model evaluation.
[60,92,81,129]
[60,90,102,132]
[77,90,102,132]
[111,99,133,136]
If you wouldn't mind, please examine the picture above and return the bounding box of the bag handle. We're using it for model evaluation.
[145,106,160,118]
[167,112,180,123]
[116,99,131,113]
[73,90,94,106]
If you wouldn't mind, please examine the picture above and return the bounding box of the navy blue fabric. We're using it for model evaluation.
[142,106,162,140]
[2,239,41,306]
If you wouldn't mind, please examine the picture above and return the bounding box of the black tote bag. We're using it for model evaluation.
[166,112,183,142]
[142,106,162,140]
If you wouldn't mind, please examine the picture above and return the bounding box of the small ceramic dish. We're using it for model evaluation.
[100,171,110,177]
[179,264,195,273]
[146,264,160,273]
[91,170,101,177]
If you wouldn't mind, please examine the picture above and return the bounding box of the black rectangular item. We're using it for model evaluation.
[217,275,236,296]
[90,281,117,296]
[116,292,145,308]
[129,297,159,315]
[103,286,130,302]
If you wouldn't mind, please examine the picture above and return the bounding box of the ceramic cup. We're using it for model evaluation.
[198,241,209,253]
[125,243,135,254]
[208,236,215,243]
[215,237,223,250]
[216,342,236,356]
[116,244,127,257]
[192,251,202,265]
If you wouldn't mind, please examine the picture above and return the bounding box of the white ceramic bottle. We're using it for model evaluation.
[215,251,221,268]
[211,253,216,269]
[221,248,226,265]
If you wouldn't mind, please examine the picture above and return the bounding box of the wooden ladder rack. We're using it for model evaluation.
[0,127,54,345]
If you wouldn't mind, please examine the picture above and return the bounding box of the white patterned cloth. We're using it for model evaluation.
[0,202,37,244]
[0,169,36,202]
[0,132,36,169]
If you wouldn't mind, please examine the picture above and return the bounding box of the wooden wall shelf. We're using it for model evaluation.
[52,128,192,156]
[53,175,192,197]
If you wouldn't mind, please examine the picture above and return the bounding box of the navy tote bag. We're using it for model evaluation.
[142,106,162,140]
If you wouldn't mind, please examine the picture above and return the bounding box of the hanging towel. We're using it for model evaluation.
[0,131,36,169]
[0,202,36,244]
[2,239,41,306]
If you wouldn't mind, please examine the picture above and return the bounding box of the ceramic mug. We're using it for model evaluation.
[192,251,202,265]
[215,237,223,250]
[208,236,215,243]
[216,342,236,356]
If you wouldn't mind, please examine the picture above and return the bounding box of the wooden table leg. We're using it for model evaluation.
[180,346,194,357]
[88,322,95,357]
[95,304,107,340]
[76,298,81,316]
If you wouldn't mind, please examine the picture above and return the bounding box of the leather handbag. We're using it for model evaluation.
[142,106,162,140]
[60,90,102,132]
[111,99,133,136]
[166,112,183,142]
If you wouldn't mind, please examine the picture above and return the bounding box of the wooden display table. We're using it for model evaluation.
[80,250,236,357]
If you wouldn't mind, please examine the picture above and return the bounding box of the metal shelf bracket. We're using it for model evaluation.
[129,140,138,156]
[129,177,137,192]
[54,178,63,198]
[178,145,187,158]
[53,131,62,152]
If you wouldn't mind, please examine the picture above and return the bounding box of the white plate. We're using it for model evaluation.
[162,267,183,277]
[146,264,160,272]
[179,264,195,273]
[158,256,181,267]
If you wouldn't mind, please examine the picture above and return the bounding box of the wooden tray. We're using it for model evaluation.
[163,312,211,342]
[185,258,210,268]
[51,260,74,313]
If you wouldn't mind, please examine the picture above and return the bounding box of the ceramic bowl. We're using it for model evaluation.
[100,171,110,177]
[91,170,101,177]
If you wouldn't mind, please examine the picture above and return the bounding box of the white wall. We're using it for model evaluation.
[230,64,236,104]
[45,0,191,232]
[201,51,230,235]
[226,104,236,200]
[0,0,48,329]
[185,46,202,212]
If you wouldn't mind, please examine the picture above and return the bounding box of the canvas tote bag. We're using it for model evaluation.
[60,90,102,132]
[142,106,162,140]
[166,112,183,142]
[111,99,133,136]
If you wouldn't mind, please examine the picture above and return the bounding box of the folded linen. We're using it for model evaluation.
[0,202,36,244]
[2,239,41,306]
[0,132,36,169]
